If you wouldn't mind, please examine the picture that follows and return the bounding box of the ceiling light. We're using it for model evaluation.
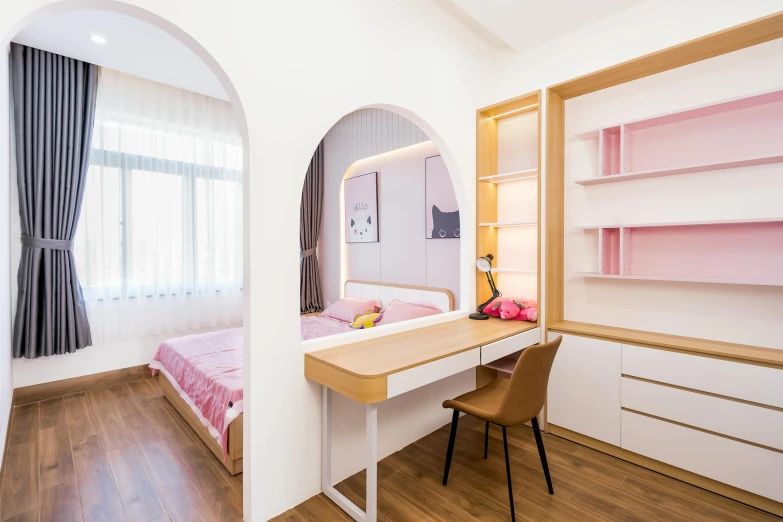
[90,35,107,44]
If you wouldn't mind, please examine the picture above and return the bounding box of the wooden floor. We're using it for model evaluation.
[0,377,242,522]
[274,415,782,522]
[3,383,780,522]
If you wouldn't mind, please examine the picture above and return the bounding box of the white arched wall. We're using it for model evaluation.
[1,1,486,520]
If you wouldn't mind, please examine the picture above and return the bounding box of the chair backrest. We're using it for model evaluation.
[496,336,562,426]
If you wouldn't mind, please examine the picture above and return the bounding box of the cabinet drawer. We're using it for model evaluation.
[622,344,783,408]
[387,348,480,399]
[622,410,783,502]
[481,327,539,365]
[622,377,783,451]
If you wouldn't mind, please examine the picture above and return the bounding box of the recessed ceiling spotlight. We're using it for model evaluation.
[90,35,107,44]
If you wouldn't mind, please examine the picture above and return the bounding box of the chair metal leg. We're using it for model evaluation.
[502,426,515,522]
[442,410,459,486]
[484,421,489,459]
[531,417,554,494]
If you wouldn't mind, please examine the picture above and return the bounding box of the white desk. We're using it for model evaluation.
[305,318,540,521]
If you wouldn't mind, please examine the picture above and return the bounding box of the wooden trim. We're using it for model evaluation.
[622,375,783,413]
[622,407,783,455]
[13,365,146,405]
[544,89,565,335]
[548,320,783,368]
[550,11,783,99]
[548,423,783,517]
[304,356,387,404]
[343,279,455,312]
[158,373,243,475]
[0,390,14,516]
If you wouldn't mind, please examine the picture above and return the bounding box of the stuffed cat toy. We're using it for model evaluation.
[349,311,383,329]
[350,213,376,242]
[431,205,460,238]
[482,298,538,322]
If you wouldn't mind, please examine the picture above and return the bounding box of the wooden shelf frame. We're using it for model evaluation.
[542,12,783,515]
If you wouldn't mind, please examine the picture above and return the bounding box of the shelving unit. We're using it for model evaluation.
[574,88,783,185]
[578,218,783,286]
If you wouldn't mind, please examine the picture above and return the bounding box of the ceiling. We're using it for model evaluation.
[437,0,654,54]
[13,9,228,101]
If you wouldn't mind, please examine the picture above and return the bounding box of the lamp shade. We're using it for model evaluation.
[475,254,494,273]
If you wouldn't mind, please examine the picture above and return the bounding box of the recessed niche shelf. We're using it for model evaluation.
[574,88,783,186]
[579,219,783,286]
[479,168,538,183]
[479,221,537,227]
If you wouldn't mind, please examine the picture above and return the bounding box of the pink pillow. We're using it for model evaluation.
[320,297,381,323]
[376,300,441,326]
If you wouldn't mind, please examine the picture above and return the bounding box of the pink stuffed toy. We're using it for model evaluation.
[482,298,538,322]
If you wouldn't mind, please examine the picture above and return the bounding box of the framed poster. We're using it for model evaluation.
[425,155,460,239]
[344,172,379,243]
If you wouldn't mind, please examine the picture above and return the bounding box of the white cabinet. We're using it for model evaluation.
[547,333,621,446]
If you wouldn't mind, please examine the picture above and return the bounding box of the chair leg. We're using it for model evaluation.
[442,410,459,486]
[531,417,554,494]
[502,426,515,522]
[484,421,489,459]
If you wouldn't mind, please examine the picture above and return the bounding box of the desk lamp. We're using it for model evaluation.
[470,254,501,320]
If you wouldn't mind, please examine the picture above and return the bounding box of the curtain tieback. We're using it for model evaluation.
[21,234,73,251]
[300,247,316,260]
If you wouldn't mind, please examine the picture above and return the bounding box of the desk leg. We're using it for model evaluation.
[321,386,378,522]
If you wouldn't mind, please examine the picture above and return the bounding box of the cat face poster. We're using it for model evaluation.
[344,172,379,243]
[426,155,460,239]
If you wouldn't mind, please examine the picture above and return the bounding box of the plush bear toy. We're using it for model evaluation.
[349,311,384,329]
[482,298,538,322]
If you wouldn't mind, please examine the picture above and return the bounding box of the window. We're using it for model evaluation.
[74,69,243,341]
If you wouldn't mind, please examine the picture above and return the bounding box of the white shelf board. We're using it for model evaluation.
[575,217,783,230]
[573,87,783,139]
[479,168,538,183]
[491,268,537,275]
[574,153,783,186]
[479,221,538,227]
[576,272,783,287]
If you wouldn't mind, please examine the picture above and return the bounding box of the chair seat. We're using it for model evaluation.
[442,379,507,424]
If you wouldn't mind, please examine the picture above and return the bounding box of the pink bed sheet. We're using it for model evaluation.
[301,315,354,340]
[149,327,243,459]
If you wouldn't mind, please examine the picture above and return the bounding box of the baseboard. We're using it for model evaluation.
[13,364,150,405]
[547,424,783,518]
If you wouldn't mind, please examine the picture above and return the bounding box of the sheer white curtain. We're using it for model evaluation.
[75,69,243,343]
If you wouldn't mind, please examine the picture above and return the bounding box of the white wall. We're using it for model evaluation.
[338,142,461,306]
[0,46,12,471]
[2,2,483,520]
[320,108,429,305]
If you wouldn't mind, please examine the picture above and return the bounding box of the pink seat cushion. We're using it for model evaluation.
[320,297,381,323]
[377,300,441,325]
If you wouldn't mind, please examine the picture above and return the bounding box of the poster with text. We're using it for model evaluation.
[345,172,379,243]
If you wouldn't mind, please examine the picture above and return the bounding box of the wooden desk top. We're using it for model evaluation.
[304,318,538,403]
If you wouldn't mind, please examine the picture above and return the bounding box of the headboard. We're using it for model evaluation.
[344,280,455,313]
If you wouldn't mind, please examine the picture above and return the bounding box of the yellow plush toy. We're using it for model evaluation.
[349,311,383,329]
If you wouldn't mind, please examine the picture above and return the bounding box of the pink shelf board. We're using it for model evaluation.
[574,153,783,186]
[575,88,783,139]
[576,217,783,230]
[577,272,783,287]
[483,352,523,374]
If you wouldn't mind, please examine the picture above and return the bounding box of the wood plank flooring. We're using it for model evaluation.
[273,415,783,522]
[3,381,781,522]
[0,377,242,522]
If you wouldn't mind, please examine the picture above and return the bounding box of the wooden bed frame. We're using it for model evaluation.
[159,372,243,475]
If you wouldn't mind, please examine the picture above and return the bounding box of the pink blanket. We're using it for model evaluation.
[301,315,354,340]
[149,328,243,459]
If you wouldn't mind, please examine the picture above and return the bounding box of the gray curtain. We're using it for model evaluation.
[300,140,325,313]
[11,43,97,358]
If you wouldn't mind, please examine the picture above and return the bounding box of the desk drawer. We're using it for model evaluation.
[622,410,783,502]
[387,348,480,399]
[622,377,783,451]
[481,327,540,365]
[622,344,783,408]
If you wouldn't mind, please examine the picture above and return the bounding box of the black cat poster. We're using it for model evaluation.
[425,155,460,239]
[344,171,379,243]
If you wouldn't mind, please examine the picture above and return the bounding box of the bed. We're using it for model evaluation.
[151,280,454,475]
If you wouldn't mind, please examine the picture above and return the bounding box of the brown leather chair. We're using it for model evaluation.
[441,336,562,521]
